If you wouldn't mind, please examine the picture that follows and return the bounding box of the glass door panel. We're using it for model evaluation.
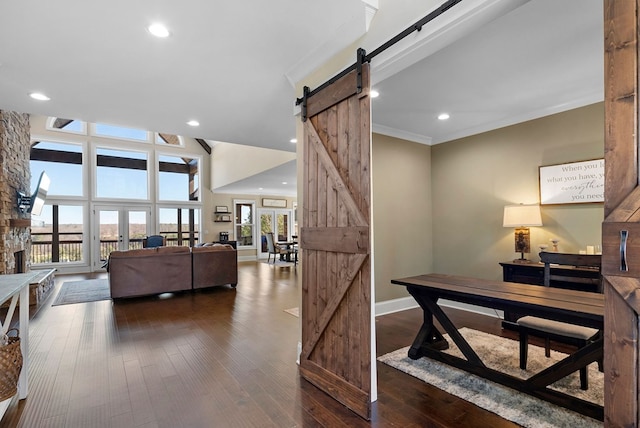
[257,208,293,259]
[97,209,119,265]
[260,212,274,256]
[276,213,291,242]
[127,210,148,250]
[94,205,150,271]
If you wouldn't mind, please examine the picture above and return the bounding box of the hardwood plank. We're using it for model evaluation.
[604,0,638,215]
[604,280,638,426]
[301,226,369,253]
[306,68,360,119]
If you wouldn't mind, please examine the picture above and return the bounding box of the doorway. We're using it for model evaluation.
[257,208,294,259]
[93,205,151,270]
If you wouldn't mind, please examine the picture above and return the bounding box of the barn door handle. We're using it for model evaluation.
[620,230,629,272]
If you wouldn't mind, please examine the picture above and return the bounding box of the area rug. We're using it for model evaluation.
[378,328,602,428]
[284,307,299,317]
[52,279,111,306]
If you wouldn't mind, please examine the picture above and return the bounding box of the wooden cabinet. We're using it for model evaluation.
[500,261,601,328]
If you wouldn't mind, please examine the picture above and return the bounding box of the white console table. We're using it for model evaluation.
[0,272,37,418]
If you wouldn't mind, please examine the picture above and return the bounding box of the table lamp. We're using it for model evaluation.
[503,204,542,263]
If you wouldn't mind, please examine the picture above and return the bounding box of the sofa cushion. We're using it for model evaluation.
[110,246,190,259]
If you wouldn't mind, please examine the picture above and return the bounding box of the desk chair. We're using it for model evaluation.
[143,235,166,248]
[517,252,602,390]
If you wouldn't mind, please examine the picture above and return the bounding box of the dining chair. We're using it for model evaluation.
[517,251,602,390]
[263,232,284,263]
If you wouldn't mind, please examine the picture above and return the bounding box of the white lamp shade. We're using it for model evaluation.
[503,204,542,227]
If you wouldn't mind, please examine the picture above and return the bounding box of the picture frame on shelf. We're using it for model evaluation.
[221,214,231,222]
[215,205,228,213]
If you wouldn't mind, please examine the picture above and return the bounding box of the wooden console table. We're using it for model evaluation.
[500,261,600,328]
[392,273,604,420]
[0,272,37,419]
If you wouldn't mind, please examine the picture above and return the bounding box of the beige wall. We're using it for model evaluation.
[372,134,432,302]
[205,192,297,259]
[431,102,605,281]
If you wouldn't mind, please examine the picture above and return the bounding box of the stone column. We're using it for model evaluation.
[0,110,31,274]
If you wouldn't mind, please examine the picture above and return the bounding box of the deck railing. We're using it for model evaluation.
[31,232,198,264]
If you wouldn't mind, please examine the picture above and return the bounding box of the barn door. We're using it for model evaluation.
[602,1,640,425]
[299,62,373,419]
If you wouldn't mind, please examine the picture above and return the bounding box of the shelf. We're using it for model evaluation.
[9,219,31,228]
[214,213,232,222]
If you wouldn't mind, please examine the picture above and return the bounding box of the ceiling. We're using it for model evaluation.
[0,0,603,196]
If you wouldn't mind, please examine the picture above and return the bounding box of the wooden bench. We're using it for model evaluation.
[28,269,56,306]
[391,273,604,421]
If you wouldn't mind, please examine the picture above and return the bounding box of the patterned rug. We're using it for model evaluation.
[378,328,602,428]
[52,279,111,306]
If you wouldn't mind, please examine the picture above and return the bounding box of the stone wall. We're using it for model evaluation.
[0,110,31,274]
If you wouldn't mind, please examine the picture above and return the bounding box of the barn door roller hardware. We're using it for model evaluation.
[296,0,462,121]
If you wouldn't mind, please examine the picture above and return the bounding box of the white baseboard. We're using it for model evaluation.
[375,296,418,316]
[237,255,258,262]
[375,296,502,319]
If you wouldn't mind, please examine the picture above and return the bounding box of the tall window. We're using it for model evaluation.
[156,133,184,147]
[31,204,84,264]
[30,141,83,197]
[158,154,200,201]
[158,207,200,247]
[48,118,86,134]
[234,200,255,248]
[93,123,149,141]
[95,147,148,199]
[31,117,205,270]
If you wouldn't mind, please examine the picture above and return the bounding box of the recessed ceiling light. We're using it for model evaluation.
[186,120,199,127]
[29,92,50,101]
[438,113,450,120]
[290,138,297,144]
[148,23,170,38]
[282,182,288,185]
[370,90,379,98]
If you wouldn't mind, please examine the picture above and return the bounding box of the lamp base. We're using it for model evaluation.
[512,251,533,263]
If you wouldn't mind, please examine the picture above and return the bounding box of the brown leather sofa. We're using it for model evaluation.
[108,244,237,299]
[192,244,237,290]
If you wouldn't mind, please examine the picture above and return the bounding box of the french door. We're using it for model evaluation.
[93,205,151,271]
[257,208,294,259]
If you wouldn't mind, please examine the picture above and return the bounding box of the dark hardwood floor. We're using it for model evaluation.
[0,261,524,427]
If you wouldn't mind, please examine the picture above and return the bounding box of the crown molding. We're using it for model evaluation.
[371,0,531,85]
[372,123,433,146]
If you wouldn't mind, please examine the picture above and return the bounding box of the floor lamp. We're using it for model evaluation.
[503,204,542,263]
